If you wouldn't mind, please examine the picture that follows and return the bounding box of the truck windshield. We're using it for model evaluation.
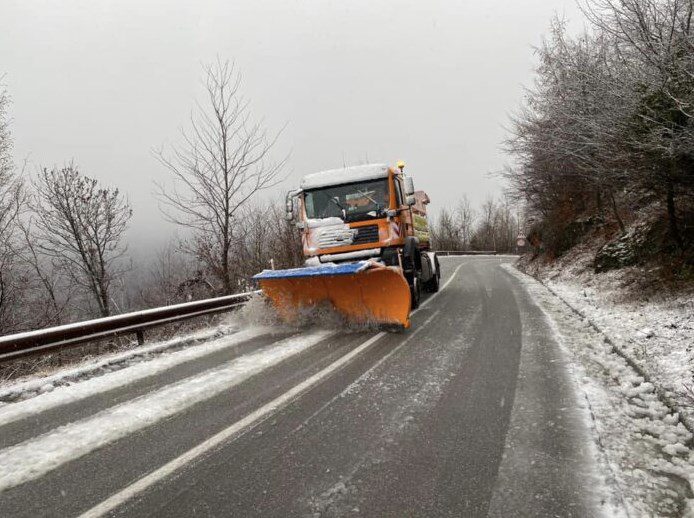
[303,179,389,222]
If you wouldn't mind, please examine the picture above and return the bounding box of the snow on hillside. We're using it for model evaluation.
[518,250,694,427]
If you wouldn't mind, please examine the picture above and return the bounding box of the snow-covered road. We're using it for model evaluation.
[0,256,690,516]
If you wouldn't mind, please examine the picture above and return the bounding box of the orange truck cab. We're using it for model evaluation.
[254,162,439,329]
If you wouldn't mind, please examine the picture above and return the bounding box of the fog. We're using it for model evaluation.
[1,0,585,257]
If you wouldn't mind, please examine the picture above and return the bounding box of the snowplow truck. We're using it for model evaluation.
[253,162,440,329]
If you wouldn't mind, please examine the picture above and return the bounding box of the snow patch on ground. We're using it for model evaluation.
[504,264,694,516]
[0,288,389,413]
[0,326,276,426]
[521,254,694,427]
[0,321,243,402]
[0,330,334,491]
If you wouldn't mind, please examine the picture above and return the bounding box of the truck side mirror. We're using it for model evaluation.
[404,177,415,195]
[406,194,416,206]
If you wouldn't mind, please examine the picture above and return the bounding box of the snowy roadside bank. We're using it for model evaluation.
[518,255,694,430]
[503,264,694,516]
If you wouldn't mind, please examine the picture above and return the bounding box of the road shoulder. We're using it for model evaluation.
[489,265,613,517]
[502,263,694,517]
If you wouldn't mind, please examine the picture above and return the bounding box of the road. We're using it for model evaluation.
[0,256,604,517]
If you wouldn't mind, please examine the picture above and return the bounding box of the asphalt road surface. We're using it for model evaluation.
[0,256,604,517]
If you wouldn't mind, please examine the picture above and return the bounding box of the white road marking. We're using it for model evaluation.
[80,261,465,517]
[416,262,464,311]
[0,331,333,492]
[78,332,387,518]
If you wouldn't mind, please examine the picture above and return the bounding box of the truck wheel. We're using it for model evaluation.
[423,254,440,293]
[424,271,440,293]
[410,275,421,309]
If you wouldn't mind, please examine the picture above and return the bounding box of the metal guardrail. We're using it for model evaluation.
[0,291,260,363]
[435,250,498,256]
[0,251,502,363]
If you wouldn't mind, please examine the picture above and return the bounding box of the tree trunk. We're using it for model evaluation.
[609,190,626,234]
[666,175,684,250]
[97,279,110,317]
[221,237,232,295]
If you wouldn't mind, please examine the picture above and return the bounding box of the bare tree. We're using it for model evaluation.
[15,219,72,327]
[580,0,694,248]
[454,195,476,249]
[506,2,694,258]
[0,82,11,183]
[473,198,499,251]
[266,202,304,269]
[470,198,518,252]
[232,200,303,285]
[32,164,132,317]
[0,82,27,333]
[142,240,210,306]
[155,60,286,295]
[430,208,463,251]
[121,240,203,310]
[431,198,478,251]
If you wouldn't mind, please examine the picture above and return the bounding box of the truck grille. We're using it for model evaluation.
[352,225,380,245]
[315,227,358,248]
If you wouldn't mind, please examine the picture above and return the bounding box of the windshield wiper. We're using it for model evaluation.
[355,189,379,206]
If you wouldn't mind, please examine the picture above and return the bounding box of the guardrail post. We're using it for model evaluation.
[136,330,145,345]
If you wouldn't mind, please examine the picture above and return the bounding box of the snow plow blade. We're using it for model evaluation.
[253,261,411,328]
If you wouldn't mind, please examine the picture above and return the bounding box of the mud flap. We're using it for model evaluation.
[253,261,412,328]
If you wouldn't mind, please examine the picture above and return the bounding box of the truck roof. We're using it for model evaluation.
[300,163,389,190]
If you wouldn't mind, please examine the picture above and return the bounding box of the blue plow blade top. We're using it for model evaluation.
[253,261,372,280]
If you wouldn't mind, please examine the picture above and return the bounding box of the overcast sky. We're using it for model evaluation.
[1,0,585,256]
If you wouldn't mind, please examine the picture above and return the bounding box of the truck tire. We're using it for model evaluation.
[410,275,421,309]
[424,270,439,292]
[423,255,440,293]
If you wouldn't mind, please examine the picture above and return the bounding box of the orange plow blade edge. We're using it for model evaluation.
[253,261,412,328]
